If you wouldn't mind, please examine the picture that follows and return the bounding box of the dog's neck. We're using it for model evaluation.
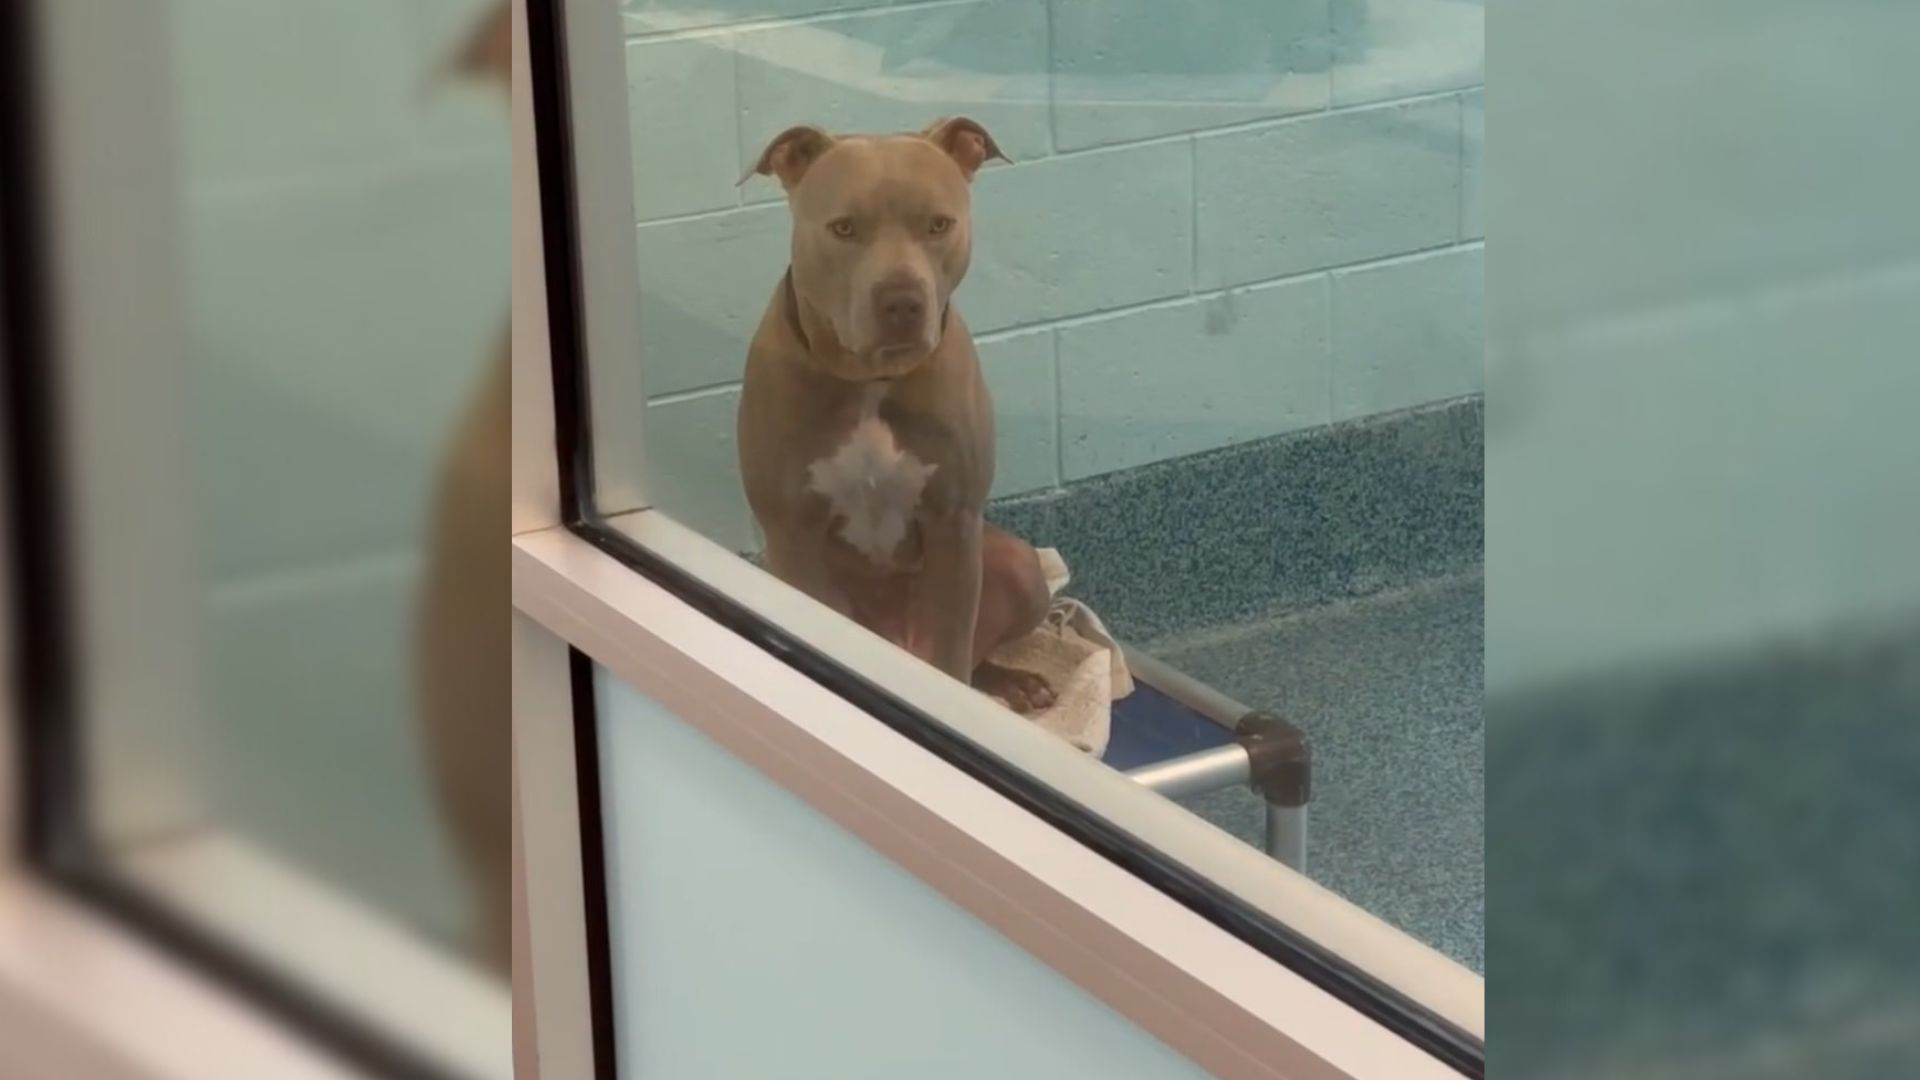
[782,268,948,384]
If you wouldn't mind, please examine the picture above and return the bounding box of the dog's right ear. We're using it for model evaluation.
[741,125,836,192]
[921,116,1008,181]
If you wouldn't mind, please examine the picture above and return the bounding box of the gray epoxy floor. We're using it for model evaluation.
[1486,615,1920,1077]
[1149,573,1485,972]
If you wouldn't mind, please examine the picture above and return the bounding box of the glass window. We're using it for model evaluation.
[543,0,1483,1067]
[591,661,1221,1079]
[3,2,511,1077]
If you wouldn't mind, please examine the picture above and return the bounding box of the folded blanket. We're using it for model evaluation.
[982,548,1134,756]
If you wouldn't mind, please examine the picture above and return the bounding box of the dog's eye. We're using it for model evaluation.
[928,215,955,236]
[827,218,856,239]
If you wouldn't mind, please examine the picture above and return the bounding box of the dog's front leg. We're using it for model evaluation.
[762,528,853,620]
[906,511,983,682]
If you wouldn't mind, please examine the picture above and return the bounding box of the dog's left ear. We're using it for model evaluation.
[921,116,1009,181]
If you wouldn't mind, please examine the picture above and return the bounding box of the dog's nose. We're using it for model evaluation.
[874,283,926,336]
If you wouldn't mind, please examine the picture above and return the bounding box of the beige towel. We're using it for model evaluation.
[983,549,1133,756]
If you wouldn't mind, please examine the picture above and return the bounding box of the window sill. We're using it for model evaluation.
[0,830,509,1080]
[113,830,511,1080]
[515,521,1470,1079]
[0,871,361,1080]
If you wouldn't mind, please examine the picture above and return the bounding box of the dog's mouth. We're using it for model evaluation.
[867,318,945,364]
[861,303,947,371]
[863,343,929,378]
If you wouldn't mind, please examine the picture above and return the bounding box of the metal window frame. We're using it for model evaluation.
[515,0,1484,1076]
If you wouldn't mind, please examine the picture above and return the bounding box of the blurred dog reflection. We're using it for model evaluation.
[417,0,510,976]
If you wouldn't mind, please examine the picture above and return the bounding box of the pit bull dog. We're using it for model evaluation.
[737,118,1056,713]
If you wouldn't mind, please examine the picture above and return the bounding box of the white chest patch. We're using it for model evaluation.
[807,384,938,564]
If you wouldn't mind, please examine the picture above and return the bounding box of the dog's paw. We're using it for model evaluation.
[974,662,1056,715]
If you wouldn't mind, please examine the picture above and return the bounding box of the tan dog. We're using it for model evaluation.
[738,118,1056,712]
[417,0,510,976]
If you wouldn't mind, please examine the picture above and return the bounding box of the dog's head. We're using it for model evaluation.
[745,117,1007,379]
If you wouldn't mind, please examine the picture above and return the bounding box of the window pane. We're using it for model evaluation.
[172,0,508,960]
[563,0,1483,1048]
[1485,1,1920,1075]
[7,1,512,1075]
[593,662,1217,1079]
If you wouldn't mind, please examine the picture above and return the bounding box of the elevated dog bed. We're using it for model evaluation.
[987,549,1310,872]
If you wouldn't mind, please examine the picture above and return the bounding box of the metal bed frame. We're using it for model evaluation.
[1114,647,1312,873]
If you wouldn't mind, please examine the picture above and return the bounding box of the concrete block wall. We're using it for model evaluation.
[623,0,1483,551]
[178,0,507,943]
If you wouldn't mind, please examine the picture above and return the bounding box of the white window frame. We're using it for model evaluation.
[0,2,510,1078]
[511,1,1482,1078]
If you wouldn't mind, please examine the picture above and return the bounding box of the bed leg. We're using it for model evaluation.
[1264,801,1307,874]
[1235,712,1311,874]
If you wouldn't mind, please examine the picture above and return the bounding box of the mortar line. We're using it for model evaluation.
[1042,0,1059,156]
[187,144,505,206]
[1322,0,1342,109]
[623,57,1467,180]
[1034,84,1470,161]
[636,242,1483,401]
[649,380,743,405]
[208,549,422,608]
[1456,90,1468,240]
[636,199,783,229]
[1188,135,1201,293]
[972,238,1485,343]
[632,85,1480,229]
[1323,269,1336,422]
[731,31,747,202]
[624,0,977,43]
[1050,329,1065,487]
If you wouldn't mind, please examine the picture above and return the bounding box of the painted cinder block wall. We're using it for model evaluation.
[624,0,1485,552]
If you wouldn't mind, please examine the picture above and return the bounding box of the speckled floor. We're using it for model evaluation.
[1150,573,1485,972]
[1488,615,1920,1077]
[992,398,1486,970]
